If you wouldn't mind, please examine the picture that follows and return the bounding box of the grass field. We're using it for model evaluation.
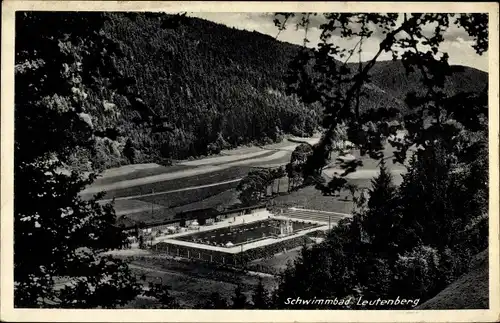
[102,166,252,199]
[119,188,241,224]
[116,175,358,225]
[247,154,291,168]
[120,255,277,308]
[172,188,240,212]
[127,265,245,308]
[112,199,166,216]
[112,182,239,217]
[137,181,239,208]
[271,185,356,214]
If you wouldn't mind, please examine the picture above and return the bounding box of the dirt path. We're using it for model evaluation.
[322,168,406,179]
[100,163,161,178]
[180,150,270,166]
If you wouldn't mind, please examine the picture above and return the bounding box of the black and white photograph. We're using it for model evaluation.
[1,1,499,322]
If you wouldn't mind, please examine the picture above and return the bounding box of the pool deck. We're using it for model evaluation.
[151,211,329,254]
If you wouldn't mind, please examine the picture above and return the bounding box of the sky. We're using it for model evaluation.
[188,12,488,72]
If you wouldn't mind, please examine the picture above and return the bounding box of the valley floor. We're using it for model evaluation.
[86,134,415,308]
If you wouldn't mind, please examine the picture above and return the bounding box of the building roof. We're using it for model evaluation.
[116,216,180,230]
[218,204,266,216]
[175,207,219,219]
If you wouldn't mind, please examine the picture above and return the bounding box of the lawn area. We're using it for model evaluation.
[119,188,240,225]
[250,248,301,273]
[270,151,407,213]
[271,184,356,214]
[128,265,239,308]
[102,166,252,199]
[119,209,177,226]
[173,188,240,212]
[112,199,166,216]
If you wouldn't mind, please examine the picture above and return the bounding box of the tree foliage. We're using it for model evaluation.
[269,12,489,298]
[143,283,180,309]
[274,13,488,174]
[237,168,285,206]
[362,159,400,255]
[15,12,141,308]
[198,292,230,309]
[286,143,315,191]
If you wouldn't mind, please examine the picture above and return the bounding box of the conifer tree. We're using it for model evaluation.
[252,278,270,309]
[199,292,229,309]
[231,284,249,309]
[362,158,400,256]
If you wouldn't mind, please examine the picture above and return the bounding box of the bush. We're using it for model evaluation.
[392,246,441,300]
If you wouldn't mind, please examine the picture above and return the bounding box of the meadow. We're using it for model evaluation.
[101,166,252,199]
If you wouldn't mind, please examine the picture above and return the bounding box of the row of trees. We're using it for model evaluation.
[237,141,322,205]
[237,167,287,206]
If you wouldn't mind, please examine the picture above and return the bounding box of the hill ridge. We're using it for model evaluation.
[67,12,487,172]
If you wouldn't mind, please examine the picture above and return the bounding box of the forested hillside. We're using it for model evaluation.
[359,61,488,113]
[66,13,487,171]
